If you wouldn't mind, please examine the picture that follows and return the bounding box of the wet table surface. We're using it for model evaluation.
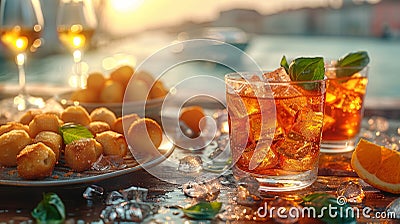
[0,102,399,223]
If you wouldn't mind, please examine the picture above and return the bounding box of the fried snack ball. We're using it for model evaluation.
[34,131,63,161]
[112,113,140,134]
[0,122,29,136]
[64,138,101,172]
[16,142,56,180]
[19,109,42,125]
[134,70,155,89]
[90,107,117,127]
[110,65,134,88]
[87,72,106,91]
[70,88,98,103]
[95,130,127,157]
[125,79,149,102]
[87,121,110,135]
[127,118,162,155]
[149,80,168,99]
[0,130,32,166]
[29,113,62,138]
[61,105,91,126]
[100,80,124,103]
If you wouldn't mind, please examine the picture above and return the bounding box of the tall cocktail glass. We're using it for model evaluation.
[225,72,326,191]
[321,66,368,153]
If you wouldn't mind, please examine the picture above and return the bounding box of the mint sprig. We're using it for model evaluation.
[59,123,93,144]
[31,192,66,224]
[335,51,370,78]
[280,56,325,81]
[182,201,222,220]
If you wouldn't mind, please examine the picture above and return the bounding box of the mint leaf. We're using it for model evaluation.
[182,201,222,220]
[301,193,356,224]
[336,51,370,78]
[280,55,289,74]
[288,57,325,81]
[59,123,93,144]
[31,193,65,224]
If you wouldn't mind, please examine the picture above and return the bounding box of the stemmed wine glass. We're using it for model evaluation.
[0,0,45,121]
[56,0,97,89]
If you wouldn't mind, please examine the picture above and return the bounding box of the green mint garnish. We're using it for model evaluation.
[31,192,66,224]
[335,51,370,78]
[288,57,325,81]
[280,55,290,74]
[301,193,356,224]
[59,123,93,145]
[182,201,222,220]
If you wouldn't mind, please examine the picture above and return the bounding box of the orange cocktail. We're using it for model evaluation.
[321,66,368,152]
[226,71,326,191]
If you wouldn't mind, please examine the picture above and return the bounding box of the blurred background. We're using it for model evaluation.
[0,0,399,105]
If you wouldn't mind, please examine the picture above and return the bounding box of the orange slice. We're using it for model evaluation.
[179,106,206,136]
[351,139,400,194]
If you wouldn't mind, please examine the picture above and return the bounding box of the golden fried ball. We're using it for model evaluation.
[19,109,42,125]
[149,80,168,99]
[0,122,29,136]
[112,113,140,134]
[87,72,106,91]
[61,105,91,126]
[34,131,63,161]
[110,65,134,87]
[0,130,32,166]
[134,70,155,89]
[127,118,162,155]
[29,113,62,138]
[125,79,149,102]
[16,142,56,180]
[95,131,127,157]
[90,107,117,127]
[87,121,110,136]
[64,138,100,172]
[100,80,124,103]
[70,88,98,103]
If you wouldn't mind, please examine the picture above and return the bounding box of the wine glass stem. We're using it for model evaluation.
[73,49,85,88]
[16,53,28,96]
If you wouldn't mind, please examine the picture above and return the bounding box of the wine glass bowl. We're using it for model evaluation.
[56,0,97,89]
[0,0,45,121]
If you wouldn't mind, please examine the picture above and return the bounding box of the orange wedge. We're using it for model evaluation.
[351,139,400,194]
[179,106,206,136]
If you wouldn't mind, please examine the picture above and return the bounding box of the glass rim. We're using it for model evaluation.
[225,72,327,85]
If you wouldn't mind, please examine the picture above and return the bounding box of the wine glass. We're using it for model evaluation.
[56,0,97,89]
[0,0,45,121]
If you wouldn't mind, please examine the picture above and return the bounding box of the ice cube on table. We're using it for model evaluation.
[178,155,203,172]
[120,186,148,202]
[106,191,126,205]
[100,201,152,222]
[336,181,365,204]
[83,185,104,200]
[182,179,221,201]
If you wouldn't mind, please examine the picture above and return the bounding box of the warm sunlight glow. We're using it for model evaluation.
[110,0,144,13]
[15,37,28,50]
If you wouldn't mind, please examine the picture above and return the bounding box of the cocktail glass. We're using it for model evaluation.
[321,66,368,153]
[225,71,326,191]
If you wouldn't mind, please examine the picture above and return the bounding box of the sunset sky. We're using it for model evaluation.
[98,0,381,36]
